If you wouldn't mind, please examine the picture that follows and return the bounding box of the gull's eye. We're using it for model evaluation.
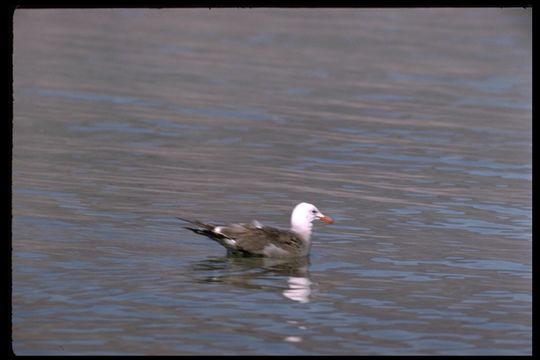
[311,209,317,215]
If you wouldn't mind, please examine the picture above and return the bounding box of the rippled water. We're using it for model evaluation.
[12,8,531,355]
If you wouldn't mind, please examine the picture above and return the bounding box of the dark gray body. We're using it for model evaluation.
[178,217,309,257]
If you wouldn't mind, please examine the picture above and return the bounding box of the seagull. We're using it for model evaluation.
[177,202,333,257]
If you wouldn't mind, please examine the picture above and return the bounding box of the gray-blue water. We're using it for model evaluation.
[12,8,531,355]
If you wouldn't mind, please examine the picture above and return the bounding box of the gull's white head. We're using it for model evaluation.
[290,202,333,242]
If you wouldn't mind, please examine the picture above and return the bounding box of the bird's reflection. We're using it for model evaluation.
[192,255,312,303]
[284,275,312,303]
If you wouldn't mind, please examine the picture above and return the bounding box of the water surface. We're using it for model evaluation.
[13,8,531,355]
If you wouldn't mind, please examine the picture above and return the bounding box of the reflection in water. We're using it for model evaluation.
[284,276,312,303]
[192,256,312,303]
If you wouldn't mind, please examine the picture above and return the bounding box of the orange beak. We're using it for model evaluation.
[319,215,334,224]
